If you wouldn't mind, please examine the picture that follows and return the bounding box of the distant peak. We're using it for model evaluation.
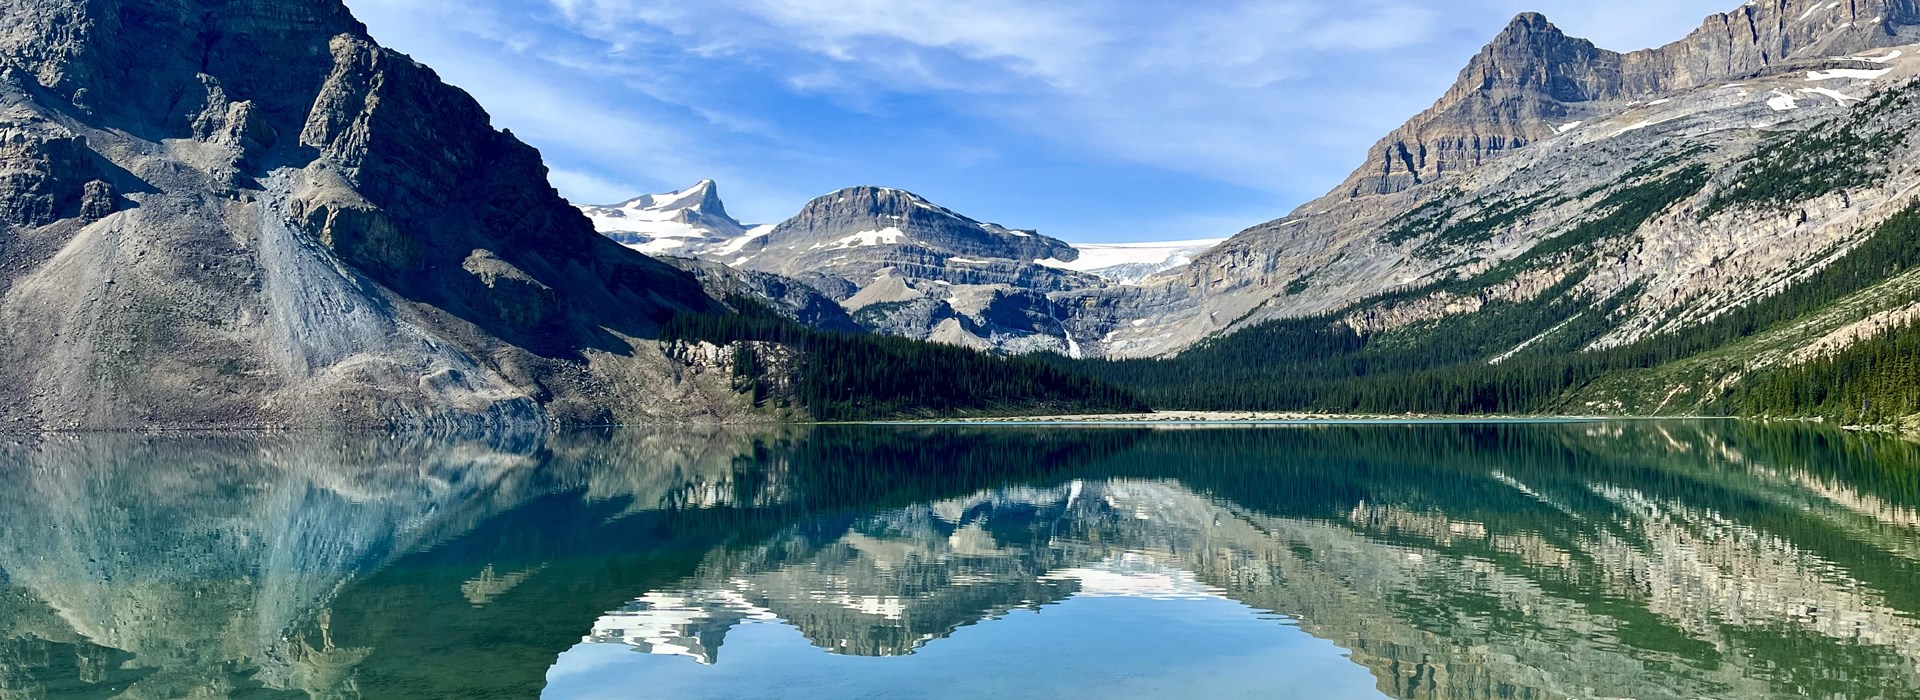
[1506,12,1551,30]
[1493,11,1572,46]
[809,185,931,206]
[610,180,728,214]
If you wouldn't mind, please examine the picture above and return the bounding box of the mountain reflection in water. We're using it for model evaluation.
[1,422,1918,698]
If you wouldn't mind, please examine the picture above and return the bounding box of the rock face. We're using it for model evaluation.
[1339,2,1920,198]
[0,0,762,430]
[665,257,862,333]
[1339,13,1614,197]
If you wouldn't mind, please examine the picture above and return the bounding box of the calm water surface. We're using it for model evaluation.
[2,422,1918,698]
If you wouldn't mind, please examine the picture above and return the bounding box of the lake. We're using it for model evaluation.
[1,421,1917,698]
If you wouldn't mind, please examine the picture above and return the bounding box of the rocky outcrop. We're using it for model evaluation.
[0,120,113,228]
[1340,13,1613,197]
[666,257,862,333]
[0,0,762,430]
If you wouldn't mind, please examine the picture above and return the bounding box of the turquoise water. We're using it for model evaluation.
[1,422,1918,698]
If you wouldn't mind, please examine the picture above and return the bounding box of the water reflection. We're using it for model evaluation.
[0,422,1917,698]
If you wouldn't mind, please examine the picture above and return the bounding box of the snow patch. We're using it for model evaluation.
[1552,121,1584,134]
[713,224,775,257]
[1800,87,1862,105]
[1807,67,1893,81]
[1856,49,1904,63]
[1797,1,1839,22]
[1767,90,1801,111]
[829,227,907,249]
[1612,117,1675,137]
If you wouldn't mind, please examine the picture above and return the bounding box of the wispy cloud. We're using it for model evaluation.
[345,0,1737,238]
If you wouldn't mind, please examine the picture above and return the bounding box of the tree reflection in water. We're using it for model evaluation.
[0,421,1916,699]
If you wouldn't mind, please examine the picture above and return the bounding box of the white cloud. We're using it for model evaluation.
[348,0,1737,236]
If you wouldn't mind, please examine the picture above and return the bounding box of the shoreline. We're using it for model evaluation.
[874,411,1722,426]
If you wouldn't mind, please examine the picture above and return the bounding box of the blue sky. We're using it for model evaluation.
[345,0,1735,242]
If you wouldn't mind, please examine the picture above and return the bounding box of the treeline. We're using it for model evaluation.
[665,296,1147,421]
[1055,201,1920,416]
[1714,318,1920,424]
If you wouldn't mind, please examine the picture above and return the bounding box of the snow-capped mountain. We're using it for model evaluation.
[576,183,1228,354]
[582,183,1225,354]
[579,180,770,256]
[582,183,1221,286]
[721,185,1085,287]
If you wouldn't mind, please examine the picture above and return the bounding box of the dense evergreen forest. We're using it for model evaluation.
[1714,318,1920,424]
[664,296,1147,421]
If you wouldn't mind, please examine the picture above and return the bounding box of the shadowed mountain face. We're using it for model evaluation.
[0,0,753,430]
[4,423,1919,698]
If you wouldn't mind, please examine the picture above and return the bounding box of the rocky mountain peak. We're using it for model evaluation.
[1495,12,1555,43]
[1475,13,1613,100]
[582,180,750,255]
[1328,0,1920,199]
[622,179,727,217]
[789,185,933,220]
[760,185,1075,264]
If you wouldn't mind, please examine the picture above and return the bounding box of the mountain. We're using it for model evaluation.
[0,0,793,429]
[580,180,766,256]
[584,185,1128,354]
[1058,2,1920,421]
[1340,3,1920,198]
[1041,0,1920,359]
[732,186,1110,354]
[723,186,1086,287]
[0,0,1140,429]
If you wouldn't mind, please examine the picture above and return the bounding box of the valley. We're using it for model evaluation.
[7,0,1920,427]
[574,0,1920,427]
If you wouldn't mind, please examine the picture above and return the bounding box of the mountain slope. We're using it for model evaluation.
[725,185,1087,288]
[1052,3,1920,422]
[1050,1,1920,361]
[1340,2,1920,198]
[0,0,1140,429]
[0,0,769,429]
